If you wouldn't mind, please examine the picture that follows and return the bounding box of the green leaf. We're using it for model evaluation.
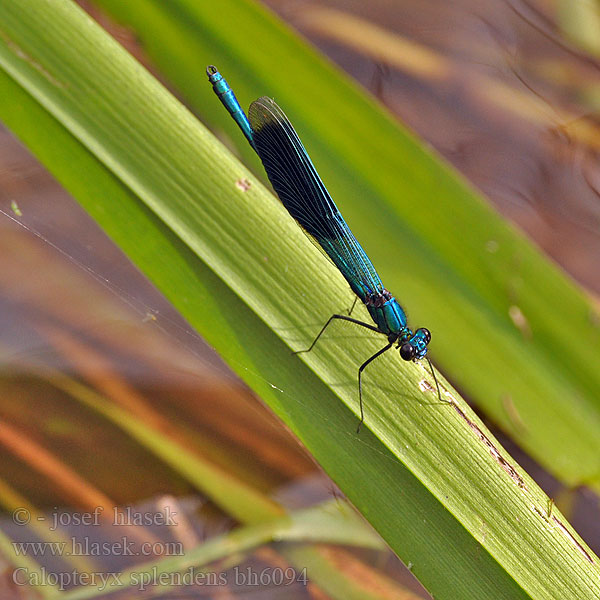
[0,1,598,598]
[93,0,600,493]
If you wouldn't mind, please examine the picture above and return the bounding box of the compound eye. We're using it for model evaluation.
[400,343,416,361]
[417,327,431,345]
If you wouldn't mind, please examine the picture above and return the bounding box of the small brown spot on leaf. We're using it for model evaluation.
[235,178,251,192]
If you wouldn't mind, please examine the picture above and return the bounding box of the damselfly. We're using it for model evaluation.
[207,66,440,431]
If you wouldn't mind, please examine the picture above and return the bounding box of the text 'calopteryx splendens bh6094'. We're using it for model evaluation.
[207,66,440,431]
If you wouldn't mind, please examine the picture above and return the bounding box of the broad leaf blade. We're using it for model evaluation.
[0,1,597,599]
[92,0,600,491]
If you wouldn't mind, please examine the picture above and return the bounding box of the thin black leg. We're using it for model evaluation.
[347,297,358,316]
[294,314,380,355]
[357,342,393,433]
[426,356,445,403]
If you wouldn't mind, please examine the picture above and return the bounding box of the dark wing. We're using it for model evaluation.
[248,97,384,301]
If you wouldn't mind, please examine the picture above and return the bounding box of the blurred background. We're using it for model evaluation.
[0,0,599,597]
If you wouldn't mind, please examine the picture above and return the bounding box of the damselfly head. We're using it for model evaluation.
[418,327,432,345]
[400,342,416,361]
[399,327,431,361]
